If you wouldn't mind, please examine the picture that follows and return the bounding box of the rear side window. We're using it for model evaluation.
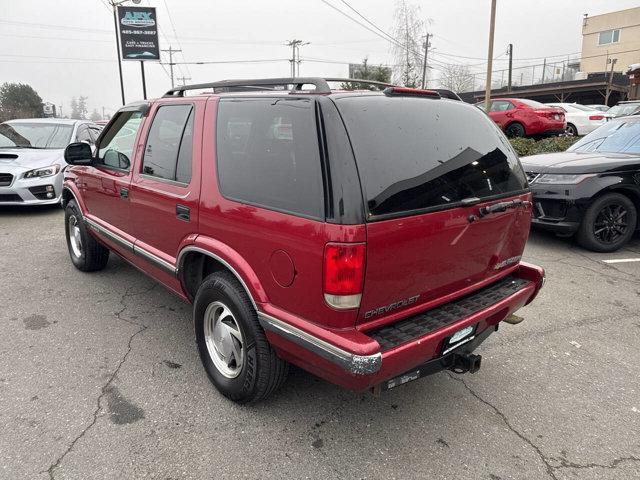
[336,96,527,219]
[216,98,323,219]
[142,104,194,184]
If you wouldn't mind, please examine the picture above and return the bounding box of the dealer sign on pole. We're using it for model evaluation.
[117,6,160,61]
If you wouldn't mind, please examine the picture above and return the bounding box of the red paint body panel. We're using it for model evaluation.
[267,265,539,391]
[64,90,546,394]
[198,97,366,329]
[358,192,532,326]
[487,98,566,136]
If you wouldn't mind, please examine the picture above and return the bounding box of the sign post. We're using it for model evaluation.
[117,5,160,101]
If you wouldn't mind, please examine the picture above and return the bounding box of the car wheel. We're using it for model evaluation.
[64,200,110,271]
[576,193,637,252]
[194,271,288,404]
[505,122,525,138]
[565,123,578,136]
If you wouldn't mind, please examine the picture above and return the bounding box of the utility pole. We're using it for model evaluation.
[108,0,128,105]
[161,46,182,88]
[484,0,497,111]
[541,58,546,84]
[286,40,308,78]
[507,43,513,92]
[177,76,192,86]
[421,33,432,89]
[605,58,618,105]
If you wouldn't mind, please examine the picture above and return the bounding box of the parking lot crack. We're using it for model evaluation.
[552,455,640,471]
[447,373,558,480]
[44,285,152,479]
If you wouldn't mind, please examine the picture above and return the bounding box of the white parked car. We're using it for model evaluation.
[544,103,606,136]
[0,118,102,205]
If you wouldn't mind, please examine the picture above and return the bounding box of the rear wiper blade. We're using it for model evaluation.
[478,198,531,218]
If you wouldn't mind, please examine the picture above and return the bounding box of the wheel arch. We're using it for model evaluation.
[177,243,266,307]
[593,185,640,223]
[62,184,85,212]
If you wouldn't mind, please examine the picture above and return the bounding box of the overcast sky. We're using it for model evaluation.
[2,0,637,117]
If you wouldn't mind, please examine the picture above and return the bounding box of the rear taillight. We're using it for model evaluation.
[323,243,365,309]
[589,115,604,120]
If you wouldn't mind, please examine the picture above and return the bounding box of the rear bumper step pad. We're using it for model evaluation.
[369,276,530,351]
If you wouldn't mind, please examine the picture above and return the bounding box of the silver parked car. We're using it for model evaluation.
[0,118,102,205]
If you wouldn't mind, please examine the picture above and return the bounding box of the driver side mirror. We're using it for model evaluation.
[64,142,93,165]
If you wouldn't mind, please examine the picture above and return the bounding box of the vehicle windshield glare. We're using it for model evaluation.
[606,104,640,117]
[0,122,74,149]
[571,104,598,112]
[518,99,547,109]
[567,119,640,154]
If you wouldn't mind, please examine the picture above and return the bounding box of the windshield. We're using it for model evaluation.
[336,95,528,218]
[0,122,73,149]
[607,104,640,117]
[568,119,640,154]
[518,99,547,109]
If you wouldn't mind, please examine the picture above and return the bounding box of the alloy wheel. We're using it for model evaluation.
[68,215,83,258]
[203,301,244,378]
[593,203,628,244]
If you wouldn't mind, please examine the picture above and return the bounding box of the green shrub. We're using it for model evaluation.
[509,136,579,157]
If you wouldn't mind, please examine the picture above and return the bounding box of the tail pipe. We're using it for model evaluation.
[450,353,482,374]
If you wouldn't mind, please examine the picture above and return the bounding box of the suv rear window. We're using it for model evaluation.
[216,98,324,219]
[336,95,527,218]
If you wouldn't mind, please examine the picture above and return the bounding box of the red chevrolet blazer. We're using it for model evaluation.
[61,78,544,403]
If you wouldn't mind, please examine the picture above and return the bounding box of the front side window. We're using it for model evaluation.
[216,98,323,219]
[598,29,620,45]
[98,111,143,170]
[0,122,73,149]
[336,95,527,218]
[141,104,194,184]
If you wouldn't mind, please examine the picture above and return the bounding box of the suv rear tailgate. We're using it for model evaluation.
[333,92,531,326]
[359,193,531,324]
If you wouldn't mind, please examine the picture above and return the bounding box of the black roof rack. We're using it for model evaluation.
[162,77,396,97]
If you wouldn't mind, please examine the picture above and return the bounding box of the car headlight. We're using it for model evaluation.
[23,164,61,179]
[533,173,596,185]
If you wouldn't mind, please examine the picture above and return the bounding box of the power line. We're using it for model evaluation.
[338,0,399,45]
[161,0,191,79]
[165,58,289,65]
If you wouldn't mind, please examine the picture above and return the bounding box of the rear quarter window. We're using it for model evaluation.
[336,95,527,219]
[216,98,324,219]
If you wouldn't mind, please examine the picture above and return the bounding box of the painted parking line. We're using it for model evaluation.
[602,258,640,264]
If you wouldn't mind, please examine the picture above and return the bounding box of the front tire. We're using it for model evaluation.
[576,193,637,252]
[505,122,525,138]
[64,200,110,271]
[194,272,288,403]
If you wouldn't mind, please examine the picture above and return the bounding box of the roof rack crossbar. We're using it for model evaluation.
[324,78,394,90]
[162,77,399,97]
[162,77,332,97]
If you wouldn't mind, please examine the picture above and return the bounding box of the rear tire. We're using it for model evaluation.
[194,271,288,404]
[65,200,110,271]
[565,123,578,136]
[576,193,637,252]
[505,122,525,138]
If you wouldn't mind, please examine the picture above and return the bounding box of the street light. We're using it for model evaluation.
[108,0,141,105]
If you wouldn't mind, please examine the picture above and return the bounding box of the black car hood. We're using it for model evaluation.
[520,151,640,174]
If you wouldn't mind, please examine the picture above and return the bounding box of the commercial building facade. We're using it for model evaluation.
[580,7,640,74]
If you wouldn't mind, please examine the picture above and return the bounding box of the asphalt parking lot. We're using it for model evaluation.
[1,206,639,480]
